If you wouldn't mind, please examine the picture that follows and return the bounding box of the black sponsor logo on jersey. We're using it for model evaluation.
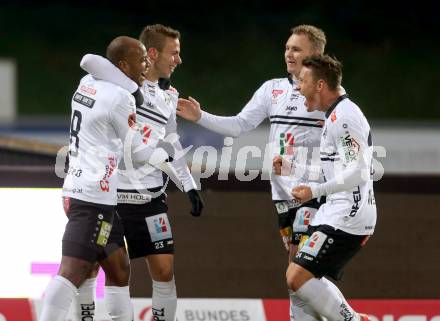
[73,92,95,108]
[143,101,156,109]
[340,134,360,162]
[290,93,300,100]
[286,105,297,112]
[349,186,361,217]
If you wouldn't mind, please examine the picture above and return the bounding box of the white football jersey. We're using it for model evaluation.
[79,54,197,194]
[118,79,197,192]
[198,77,325,200]
[62,75,137,205]
[310,95,377,235]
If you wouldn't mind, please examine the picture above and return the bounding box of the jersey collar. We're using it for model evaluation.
[144,79,158,87]
[287,74,298,86]
[325,94,348,118]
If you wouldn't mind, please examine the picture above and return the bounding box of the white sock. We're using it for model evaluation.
[104,285,133,321]
[39,275,77,321]
[288,288,324,321]
[296,278,358,321]
[152,278,177,321]
[321,277,350,308]
[72,277,96,321]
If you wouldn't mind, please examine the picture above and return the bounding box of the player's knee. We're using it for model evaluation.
[59,260,94,288]
[106,269,130,286]
[153,267,174,282]
[286,267,301,291]
[103,262,130,286]
[106,262,130,286]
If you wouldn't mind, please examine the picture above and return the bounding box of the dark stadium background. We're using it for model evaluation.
[0,0,439,301]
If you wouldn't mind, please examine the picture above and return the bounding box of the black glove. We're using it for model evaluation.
[132,87,144,107]
[187,189,204,217]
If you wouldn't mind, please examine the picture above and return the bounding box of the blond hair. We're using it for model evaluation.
[291,25,326,54]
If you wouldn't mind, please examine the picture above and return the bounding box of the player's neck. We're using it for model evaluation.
[321,91,342,113]
[145,69,159,83]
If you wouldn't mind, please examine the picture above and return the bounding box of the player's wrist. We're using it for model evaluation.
[310,183,323,199]
[195,110,204,122]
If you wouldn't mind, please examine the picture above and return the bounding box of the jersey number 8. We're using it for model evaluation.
[69,110,82,156]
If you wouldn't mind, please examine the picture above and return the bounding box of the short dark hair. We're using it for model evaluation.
[302,55,342,90]
[106,36,140,65]
[139,24,180,51]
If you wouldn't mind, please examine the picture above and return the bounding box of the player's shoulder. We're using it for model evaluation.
[262,77,290,88]
[256,77,291,97]
[338,98,363,119]
[329,97,365,129]
[80,74,132,99]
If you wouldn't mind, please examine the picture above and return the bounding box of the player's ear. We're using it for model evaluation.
[117,60,129,73]
[147,47,159,61]
[316,79,324,93]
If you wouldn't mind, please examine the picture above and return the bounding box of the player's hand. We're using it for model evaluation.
[273,156,292,176]
[292,185,312,204]
[187,189,204,216]
[177,97,202,122]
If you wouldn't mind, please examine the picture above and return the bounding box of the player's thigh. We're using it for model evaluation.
[293,224,368,280]
[63,198,116,263]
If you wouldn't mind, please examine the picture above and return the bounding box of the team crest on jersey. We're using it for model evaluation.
[164,92,172,106]
[146,213,172,242]
[279,132,294,155]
